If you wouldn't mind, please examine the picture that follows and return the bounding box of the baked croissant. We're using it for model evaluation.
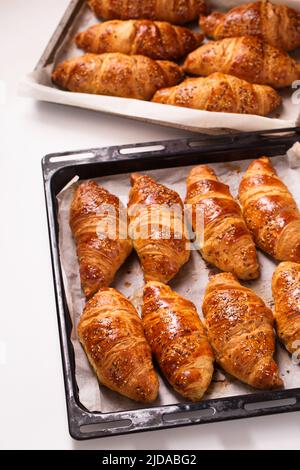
[128,173,190,283]
[272,262,300,355]
[239,157,300,262]
[78,287,159,402]
[142,281,214,401]
[76,20,204,61]
[52,53,183,101]
[200,1,300,52]
[88,0,206,25]
[152,73,281,116]
[202,273,283,389]
[185,165,259,280]
[70,180,132,298]
[184,36,300,89]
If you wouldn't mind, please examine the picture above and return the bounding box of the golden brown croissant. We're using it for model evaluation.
[202,272,283,389]
[70,180,132,298]
[184,36,300,89]
[76,20,204,61]
[78,287,159,402]
[128,173,190,283]
[52,53,183,101]
[272,262,300,355]
[185,165,259,280]
[88,0,206,25]
[142,281,214,401]
[239,157,300,262]
[152,72,281,116]
[200,1,300,51]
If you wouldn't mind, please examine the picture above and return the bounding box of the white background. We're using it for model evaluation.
[1,0,299,450]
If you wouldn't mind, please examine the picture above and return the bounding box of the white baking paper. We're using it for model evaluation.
[19,0,300,133]
[57,149,300,413]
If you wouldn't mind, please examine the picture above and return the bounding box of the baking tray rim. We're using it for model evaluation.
[42,128,300,440]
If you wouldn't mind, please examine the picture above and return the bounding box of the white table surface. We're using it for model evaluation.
[1,0,299,450]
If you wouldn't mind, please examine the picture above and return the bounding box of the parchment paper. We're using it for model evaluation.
[57,146,300,413]
[19,0,300,133]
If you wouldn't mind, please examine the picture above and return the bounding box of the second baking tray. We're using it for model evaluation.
[43,127,300,440]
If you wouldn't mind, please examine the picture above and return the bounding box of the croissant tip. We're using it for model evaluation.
[258,156,272,166]
[252,360,284,390]
[259,155,270,160]
[84,288,94,299]
[139,380,160,403]
[75,31,83,47]
[84,284,109,299]
[256,376,284,390]
[199,11,223,31]
[131,173,142,186]
[51,66,63,87]
[143,281,168,300]
[51,62,68,88]
[191,164,216,176]
[51,70,57,83]
[268,373,284,389]
[248,156,271,171]
[212,271,236,280]
[243,267,261,281]
[275,376,284,388]
[144,280,165,288]
[195,31,205,45]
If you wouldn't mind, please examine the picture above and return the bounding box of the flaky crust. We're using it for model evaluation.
[52,53,183,101]
[70,180,132,298]
[76,20,203,60]
[78,288,159,402]
[272,262,300,355]
[185,165,259,280]
[184,36,300,89]
[142,281,214,401]
[152,73,281,115]
[239,157,300,262]
[202,273,283,389]
[200,1,300,51]
[152,73,281,116]
[128,173,190,283]
[88,0,206,25]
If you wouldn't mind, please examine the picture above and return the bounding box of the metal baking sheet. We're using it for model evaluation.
[19,0,300,133]
[43,128,300,440]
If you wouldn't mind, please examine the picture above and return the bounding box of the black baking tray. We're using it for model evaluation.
[42,127,300,440]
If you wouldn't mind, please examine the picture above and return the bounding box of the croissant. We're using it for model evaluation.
[70,180,132,298]
[239,157,300,262]
[76,20,204,61]
[272,262,300,356]
[142,281,214,401]
[184,36,300,89]
[128,173,190,283]
[152,73,281,116]
[185,165,259,280]
[202,273,283,389]
[78,287,159,402]
[88,0,206,25]
[200,1,300,51]
[52,53,183,101]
